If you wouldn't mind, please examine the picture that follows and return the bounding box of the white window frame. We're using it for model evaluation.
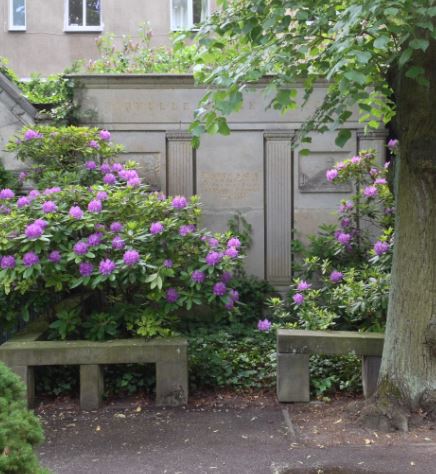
[64,0,104,32]
[170,0,211,31]
[9,0,26,31]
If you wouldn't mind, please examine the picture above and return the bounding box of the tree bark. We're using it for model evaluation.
[362,40,436,430]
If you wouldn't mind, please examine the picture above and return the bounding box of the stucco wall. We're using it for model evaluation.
[0,0,217,77]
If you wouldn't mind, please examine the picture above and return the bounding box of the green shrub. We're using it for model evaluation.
[0,363,48,474]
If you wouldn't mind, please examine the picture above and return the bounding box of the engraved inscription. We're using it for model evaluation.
[199,171,261,201]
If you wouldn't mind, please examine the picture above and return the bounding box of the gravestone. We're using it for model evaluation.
[72,74,387,290]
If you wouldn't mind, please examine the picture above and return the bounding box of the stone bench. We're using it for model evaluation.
[277,329,384,402]
[0,322,188,410]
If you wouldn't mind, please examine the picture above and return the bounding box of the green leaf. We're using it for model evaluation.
[344,70,367,85]
[335,129,352,148]
[409,38,429,52]
[398,48,413,67]
[405,66,425,79]
[373,35,390,50]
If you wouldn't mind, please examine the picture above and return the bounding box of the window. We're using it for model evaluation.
[171,0,210,31]
[9,0,26,31]
[65,0,103,32]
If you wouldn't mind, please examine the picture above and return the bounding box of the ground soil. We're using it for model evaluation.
[36,390,436,473]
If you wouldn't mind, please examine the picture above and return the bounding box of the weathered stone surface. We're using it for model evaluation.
[0,327,189,409]
[277,329,384,356]
[362,356,382,398]
[10,365,35,407]
[70,75,385,288]
[277,353,310,402]
[80,365,104,411]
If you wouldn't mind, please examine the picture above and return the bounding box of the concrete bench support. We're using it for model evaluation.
[0,323,188,410]
[80,365,104,411]
[277,353,310,402]
[11,365,35,407]
[277,329,384,402]
[362,356,382,398]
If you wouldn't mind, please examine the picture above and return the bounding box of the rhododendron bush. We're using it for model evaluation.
[0,128,242,339]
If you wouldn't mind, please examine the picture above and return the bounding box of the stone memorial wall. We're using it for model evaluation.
[73,75,387,290]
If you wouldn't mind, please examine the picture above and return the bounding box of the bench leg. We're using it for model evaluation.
[156,359,188,407]
[277,353,310,402]
[80,365,104,411]
[362,356,381,398]
[11,365,35,408]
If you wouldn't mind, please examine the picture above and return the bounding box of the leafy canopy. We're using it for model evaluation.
[190,0,436,147]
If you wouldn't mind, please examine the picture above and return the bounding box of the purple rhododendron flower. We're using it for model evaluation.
[293,293,304,305]
[213,282,227,296]
[42,200,57,214]
[103,173,116,185]
[100,163,112,174]
[25,224,43,239]
[1,255,16,269]
[87,232,103,247]
[191,270,205,283]
[48,250,61,263]
[150,222,164,235]
[341,218,351,228]
[0,189,15,199]
[351,156,361,164]
[229,289,239,302]
[127,177,142,187]
[339,200,354,213]
[23,251,39,267]
[69,206,84,219]
[73,241,89,256]
[227,237,241,248]
[110,222,123,233]
[326,169,338,181]
[225,300,235,310]
[363,186,378,198]
[118,169,138,181]
[166,288,179,303]
[336,161,346,170]
[99,130,111,141]
[18,171,27,183]
[99,258,116,275]
[88,200,102,213]
[330,271,344,283]
[33,219,48,229]
[221,271,233,284]
[384,161,391,169]
[163,259,173,268]
[369,167,379,177]
[208,237,219,248]
[172,196,187,209]
[96,191,108,201]
[123,250,140,266]
[112,163,123,172]
[179,224,195,236]
[17,196,30,208]
[257,319,272,332]
[297,280,312,291]
[0,206,10,215]
[337,232,352,245]
[387,139,399,150]
[224,247,238,258]
[112,236,125,250]
[157,193,166,201]
[24,129,42,141]
[374,241,390,256]
[374,178,387,185]
[43,187,61,195]
[85,160,97,170]
[79,262,94,276]
[28,189,40,200]
[88,141,100,150]
[206,251,222,266]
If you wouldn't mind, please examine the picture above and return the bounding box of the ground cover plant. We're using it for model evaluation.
[0,363,48,474]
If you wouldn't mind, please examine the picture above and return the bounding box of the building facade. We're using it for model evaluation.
[0,0,216,76]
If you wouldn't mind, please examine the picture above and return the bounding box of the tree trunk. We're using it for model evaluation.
[362,40,436,431]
